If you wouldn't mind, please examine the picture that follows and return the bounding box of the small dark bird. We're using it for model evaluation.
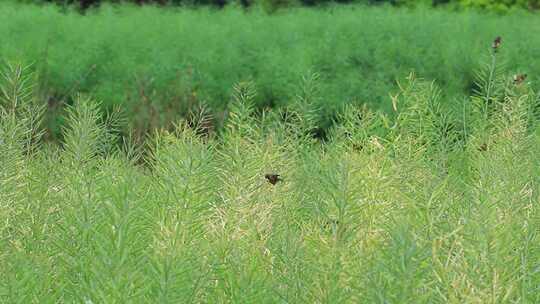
[492,36,502,52]
[513,74,527,85]
[264,173,282,185]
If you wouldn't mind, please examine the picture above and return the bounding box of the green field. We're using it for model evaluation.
[2,31,540,301]
[3,2,540,302]
[2,2,540,137]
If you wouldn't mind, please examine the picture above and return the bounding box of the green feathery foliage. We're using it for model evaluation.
[1,41,540,303]
[3,3,540,137]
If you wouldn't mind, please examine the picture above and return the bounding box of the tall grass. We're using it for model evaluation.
[2,2,540,137]
[2,42,540,302]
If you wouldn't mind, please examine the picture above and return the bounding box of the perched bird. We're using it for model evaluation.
[492,36,502,52]
[513,74,527,85]
[264,173,282,185]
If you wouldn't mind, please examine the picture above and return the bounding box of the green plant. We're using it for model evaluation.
[3,3,540,138]
[2,37,540,303]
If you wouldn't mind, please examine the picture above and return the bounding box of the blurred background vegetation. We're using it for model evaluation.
[2,0,539,140]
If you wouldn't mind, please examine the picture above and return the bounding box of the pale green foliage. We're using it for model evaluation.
[392,73,457,152]
[225,80,258,140]
[1,54,540,303]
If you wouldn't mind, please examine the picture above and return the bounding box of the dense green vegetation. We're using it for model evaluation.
[2,37,540,301]
[2,2,540,138]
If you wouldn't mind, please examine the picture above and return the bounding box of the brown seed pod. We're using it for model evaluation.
[265,173,282,185]
[513,74,527,85]
[323,219,340,230]
[492,36,502,52]
[478,143,488,152]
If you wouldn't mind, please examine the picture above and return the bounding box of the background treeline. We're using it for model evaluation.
[15,0,540,11]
